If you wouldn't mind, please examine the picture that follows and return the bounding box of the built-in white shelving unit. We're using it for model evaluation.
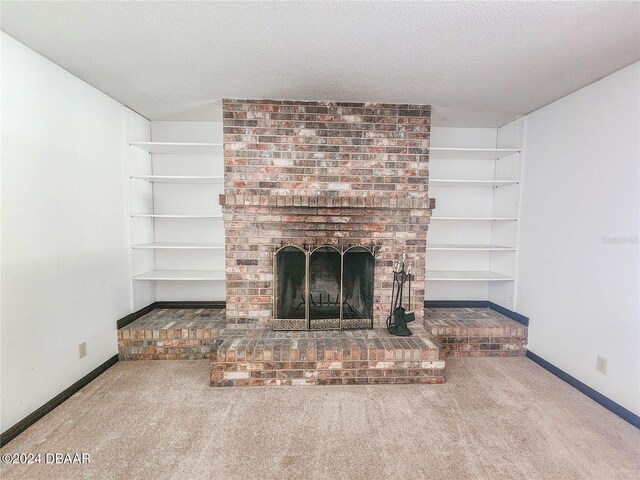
[129,142,222,155]
[430,179,519,187]
[130,214,222,218]
[432,216,518,221]
[130,175,223,183]
[133,270,226,281]
[427,244,516,251]
[426,120,524,309]
[132,242,224,250]
[426,271,513,281]
[429,147,521,160]
[125,119,225,308]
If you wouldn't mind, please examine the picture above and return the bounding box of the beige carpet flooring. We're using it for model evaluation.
[1,358,638,480]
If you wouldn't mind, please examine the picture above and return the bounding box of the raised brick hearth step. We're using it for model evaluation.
[424,307,527,358]
[209,326,445,386]
[118,309,226,360]
[118,307,527,363]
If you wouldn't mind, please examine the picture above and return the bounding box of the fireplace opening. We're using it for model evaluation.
[273,245,375,330]
[275,246,306,320]
[309,246,341,323]
[343,247,374,322]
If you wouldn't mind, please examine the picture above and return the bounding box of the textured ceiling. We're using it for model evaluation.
[2,1,639,126]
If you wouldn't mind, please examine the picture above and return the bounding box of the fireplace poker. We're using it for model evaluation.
[386,256,415,337]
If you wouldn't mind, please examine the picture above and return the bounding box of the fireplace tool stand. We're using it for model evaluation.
[386,254,415,337]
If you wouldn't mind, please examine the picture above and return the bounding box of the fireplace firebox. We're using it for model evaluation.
[273,245,375,330]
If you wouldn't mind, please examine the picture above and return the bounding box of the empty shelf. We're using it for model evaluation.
[129,142,223,155]
[431,217,518,221]
[426,271,513,281]
[430,179,519,187]
[133,270,226,281]
[130,214,222,218]
[429,148,521,160]
[427,244,516,251]
[129,175,223,183]
[132,242,225,249]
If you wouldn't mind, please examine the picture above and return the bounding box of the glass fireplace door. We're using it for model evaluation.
[273,245,375,331]
[308,246,342,330]
[273,246,307,330]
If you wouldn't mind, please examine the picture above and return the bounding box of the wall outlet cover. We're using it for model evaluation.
[79,342,87,359]
[596,355,607,374]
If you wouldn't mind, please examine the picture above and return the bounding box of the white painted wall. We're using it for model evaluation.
[517,62,640,415]
[1,34,132,431]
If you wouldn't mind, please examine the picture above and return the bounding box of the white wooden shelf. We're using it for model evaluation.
[130,213,222,218]
[427,244,516,251]
[132,242,224,249]
[431,216,518,221]
[426,271,513,281]
[430,179,519,187]
[130,175,223,183]
[429,147,521,160]
[129,142,222,155]
[133,270,226,281]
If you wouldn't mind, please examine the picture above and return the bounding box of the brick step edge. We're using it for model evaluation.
[119,347,212,360]
[445,350,527,358]
[437,338,527,356]
[211,377,446,387]
[120,354,210,360]
[210,359,446,386]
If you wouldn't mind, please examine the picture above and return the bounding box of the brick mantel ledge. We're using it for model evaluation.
[219,193,436,210]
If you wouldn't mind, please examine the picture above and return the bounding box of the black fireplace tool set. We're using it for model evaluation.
[386,254,416,337]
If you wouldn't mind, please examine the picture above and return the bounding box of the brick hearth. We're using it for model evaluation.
[117,309,226,360]
[209,326,444,386]
[117,307,530,384]
[424,308,528,357]
[118,307,528,362]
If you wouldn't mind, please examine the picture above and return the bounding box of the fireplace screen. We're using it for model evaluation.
[273,245,375,330]
[275,246,306,321]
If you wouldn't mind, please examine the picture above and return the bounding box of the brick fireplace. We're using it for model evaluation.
[220,99,433,330]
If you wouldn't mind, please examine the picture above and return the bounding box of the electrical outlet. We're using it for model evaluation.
[79,342,87,359]
[596,355,607,374]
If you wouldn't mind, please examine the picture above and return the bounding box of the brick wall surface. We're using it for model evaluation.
[221,100,432,328]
